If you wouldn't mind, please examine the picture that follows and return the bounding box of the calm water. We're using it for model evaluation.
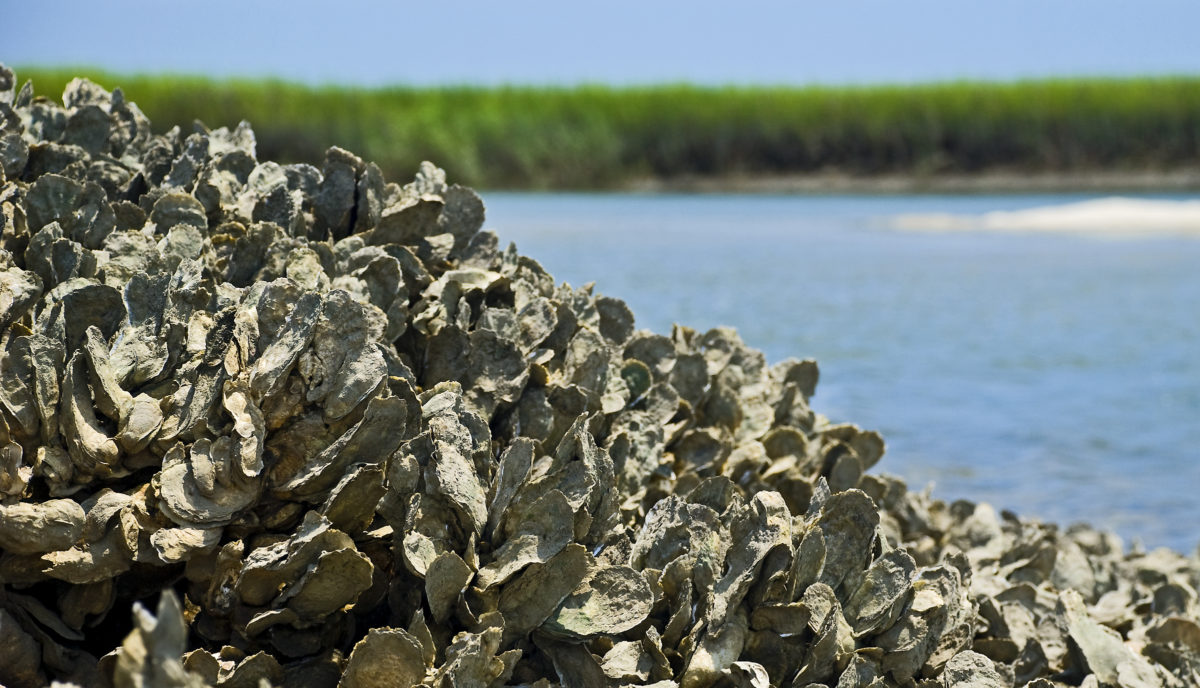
[482,193,1200,552]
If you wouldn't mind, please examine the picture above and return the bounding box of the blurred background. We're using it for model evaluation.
[8,0,1200,549]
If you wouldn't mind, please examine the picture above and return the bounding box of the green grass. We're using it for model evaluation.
[13,66,1200,189]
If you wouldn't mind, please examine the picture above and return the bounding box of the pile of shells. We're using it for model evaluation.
[1,65,1198,688]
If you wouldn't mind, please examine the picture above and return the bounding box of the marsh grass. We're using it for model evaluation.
[17,67,1200,189]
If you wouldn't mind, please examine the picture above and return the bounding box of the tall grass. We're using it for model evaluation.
[14,67,1200,189]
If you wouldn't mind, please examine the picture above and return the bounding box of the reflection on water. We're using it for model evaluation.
[483,192,1200,552]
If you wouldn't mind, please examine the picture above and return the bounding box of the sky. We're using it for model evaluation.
[6,0,1200,86]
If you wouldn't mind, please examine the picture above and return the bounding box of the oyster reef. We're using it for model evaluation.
[1,66,1199,688]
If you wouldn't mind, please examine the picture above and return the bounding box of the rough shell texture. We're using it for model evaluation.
[0,66,1198,688]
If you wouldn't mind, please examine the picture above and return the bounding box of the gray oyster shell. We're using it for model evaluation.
[0,65,1195,688]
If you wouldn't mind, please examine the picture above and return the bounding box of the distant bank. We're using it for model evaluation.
[632,169,1200,194]
[15,67,1200,192]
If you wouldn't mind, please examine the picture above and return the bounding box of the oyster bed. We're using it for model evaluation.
[0,65,1198,688]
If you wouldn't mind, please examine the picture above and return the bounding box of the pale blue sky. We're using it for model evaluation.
[7,0,1199,86]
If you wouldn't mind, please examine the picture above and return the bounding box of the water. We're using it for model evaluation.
[481,192,1200,553]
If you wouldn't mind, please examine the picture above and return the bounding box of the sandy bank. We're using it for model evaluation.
[890,197,1200,237]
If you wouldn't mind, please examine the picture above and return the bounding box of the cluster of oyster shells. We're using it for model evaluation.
[1,65,1198,688]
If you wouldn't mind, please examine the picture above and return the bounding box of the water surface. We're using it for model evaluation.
[483,192,1200,552]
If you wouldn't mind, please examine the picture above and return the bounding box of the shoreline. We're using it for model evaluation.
[621,168,1200,195]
